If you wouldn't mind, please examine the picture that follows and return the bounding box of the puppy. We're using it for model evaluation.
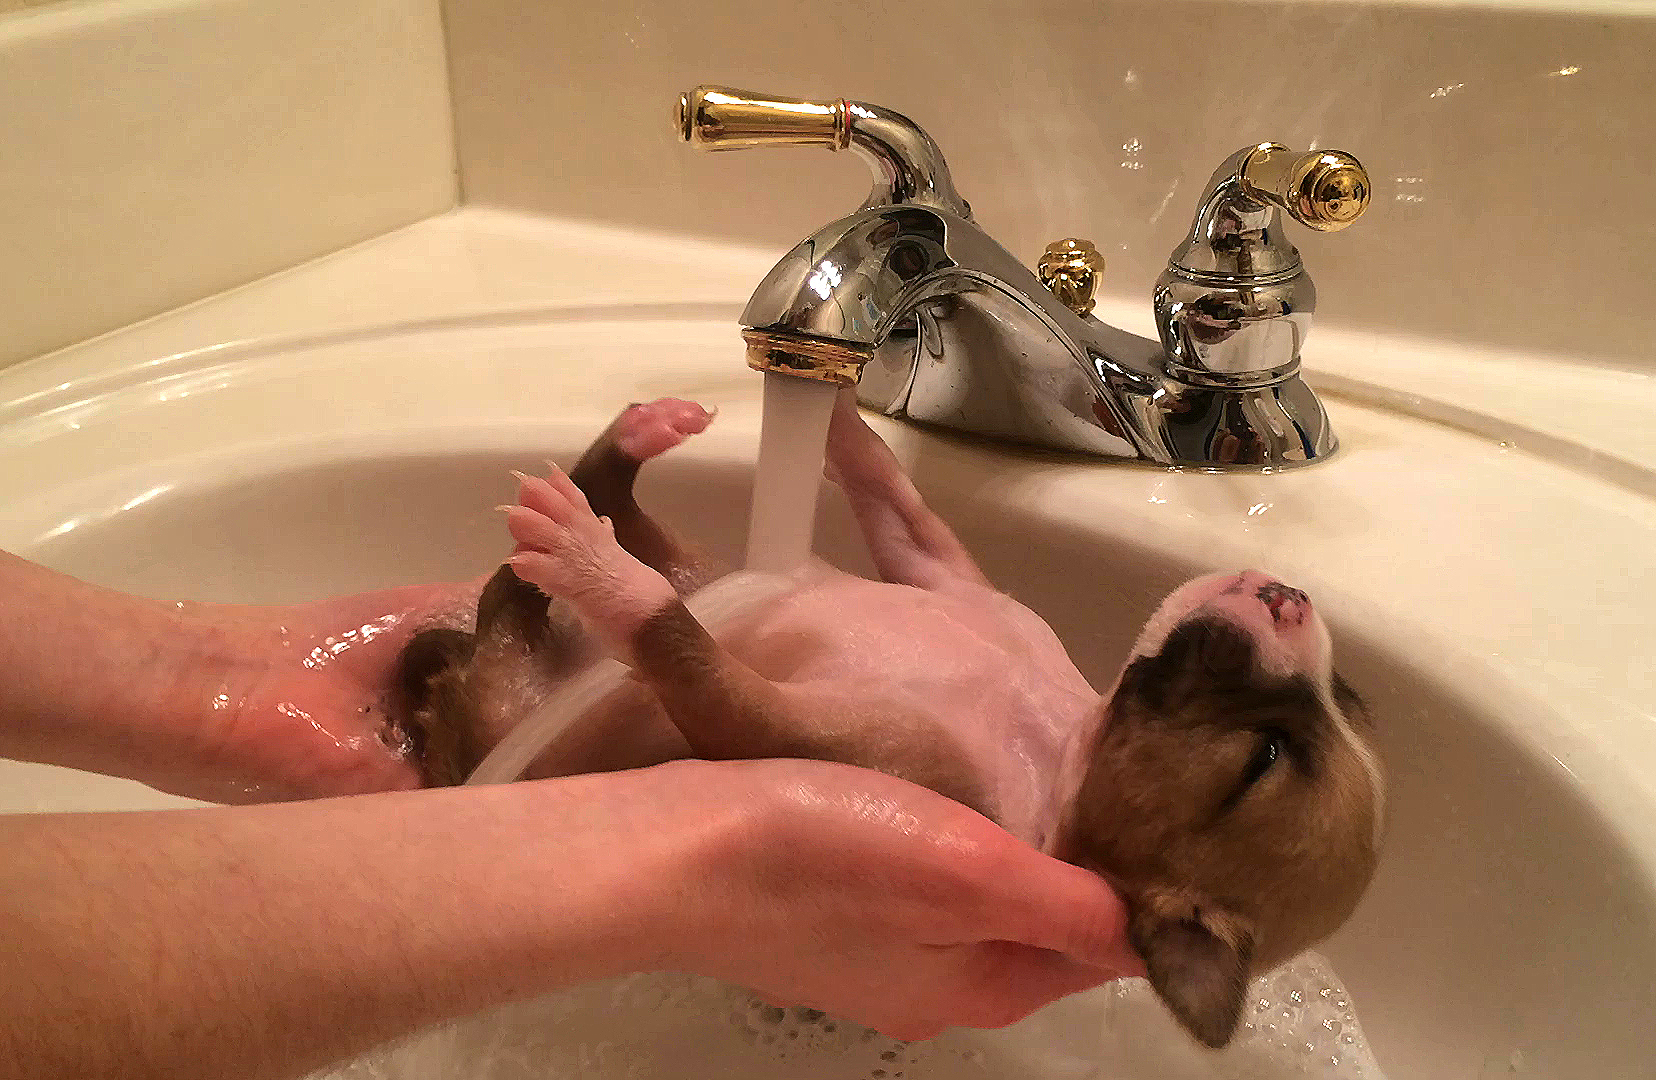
[397,394,1383,1048]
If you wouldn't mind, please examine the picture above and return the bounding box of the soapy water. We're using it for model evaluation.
[312,952,1384,1080]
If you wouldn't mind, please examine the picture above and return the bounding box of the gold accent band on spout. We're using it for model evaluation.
[742,329,871,385]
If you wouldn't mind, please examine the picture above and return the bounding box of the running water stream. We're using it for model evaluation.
[743,371,839,572]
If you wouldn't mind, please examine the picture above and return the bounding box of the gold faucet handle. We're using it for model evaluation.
[1239,144,1371,232]
[1038,238,1106,316]
[677,86,852,151]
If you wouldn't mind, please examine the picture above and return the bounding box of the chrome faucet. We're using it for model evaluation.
[677,86,1371,469]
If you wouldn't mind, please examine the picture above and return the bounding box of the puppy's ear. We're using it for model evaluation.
[1128,888,1255,1049]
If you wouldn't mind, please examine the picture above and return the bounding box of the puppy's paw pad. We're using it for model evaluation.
[613,398,715,463]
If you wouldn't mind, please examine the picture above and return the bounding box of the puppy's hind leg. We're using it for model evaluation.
[825,389,989,591]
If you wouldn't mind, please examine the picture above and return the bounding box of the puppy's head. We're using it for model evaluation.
[1058,570,1383,1048]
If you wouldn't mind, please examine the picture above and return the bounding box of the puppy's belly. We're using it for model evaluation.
[519,682,693,780]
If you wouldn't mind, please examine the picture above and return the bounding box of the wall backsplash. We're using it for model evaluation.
[446,0,1656,370]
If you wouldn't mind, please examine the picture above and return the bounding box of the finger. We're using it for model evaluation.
[502,505,559,551]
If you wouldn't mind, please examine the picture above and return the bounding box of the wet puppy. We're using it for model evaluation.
[398,394,1383,1048]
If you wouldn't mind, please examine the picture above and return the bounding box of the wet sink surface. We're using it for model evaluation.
[2,313,1654,1078]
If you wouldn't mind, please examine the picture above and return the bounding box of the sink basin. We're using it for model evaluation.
[3,310,1654,1078]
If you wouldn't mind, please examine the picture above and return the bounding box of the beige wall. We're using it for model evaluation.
[0,0,456,368]
[446,0,1656,370]
[8,0,1650,370]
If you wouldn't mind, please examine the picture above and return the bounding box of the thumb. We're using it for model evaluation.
[981,851,1144,978]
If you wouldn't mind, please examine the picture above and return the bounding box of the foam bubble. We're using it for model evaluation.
[312,952,1384,1080]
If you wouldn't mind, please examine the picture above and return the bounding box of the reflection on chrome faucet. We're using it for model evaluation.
[678,86,1371,470]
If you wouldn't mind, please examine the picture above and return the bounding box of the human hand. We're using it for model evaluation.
[658,758,1143,1041]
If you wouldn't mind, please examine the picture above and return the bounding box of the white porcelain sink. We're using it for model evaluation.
[3,304,1654,1079]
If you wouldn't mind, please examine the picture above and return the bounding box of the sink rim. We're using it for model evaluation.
[6,303,1655,499]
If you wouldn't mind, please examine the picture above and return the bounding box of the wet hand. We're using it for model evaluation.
[160,581,481,803]
[665,758,1143,1041]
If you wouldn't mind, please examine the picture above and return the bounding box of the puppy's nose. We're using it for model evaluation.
[1224,570,1312,629]
[1256,581,1311,626]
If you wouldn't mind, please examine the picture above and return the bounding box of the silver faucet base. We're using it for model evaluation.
[856,293,1337,470]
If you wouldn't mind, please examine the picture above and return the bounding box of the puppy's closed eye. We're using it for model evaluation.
[1239,731,1284,789]
[1212,729,1288,818]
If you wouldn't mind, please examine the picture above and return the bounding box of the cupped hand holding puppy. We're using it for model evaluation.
[0,755,1137,1079]
[670,758,1142,1041]
[0,555,1138,1076]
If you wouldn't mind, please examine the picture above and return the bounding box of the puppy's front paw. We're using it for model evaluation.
[502,466,676,659]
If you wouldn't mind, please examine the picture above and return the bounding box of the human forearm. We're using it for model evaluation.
[0,757,1139,1077]
[0,768,724,1080]
[0,551,238,788]
[0,550,478,801]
